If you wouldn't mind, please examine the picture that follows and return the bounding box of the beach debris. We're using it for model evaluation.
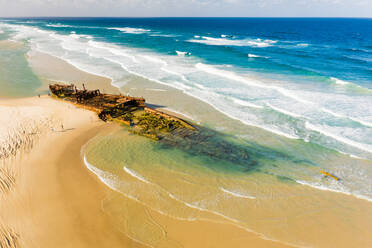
[320,170,340,181]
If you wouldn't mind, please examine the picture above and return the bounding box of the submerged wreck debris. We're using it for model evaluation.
[49,83,197,140]
[49,83,254,167]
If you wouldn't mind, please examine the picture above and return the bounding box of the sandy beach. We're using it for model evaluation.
[0,65,291,247]
[0,96,146,247]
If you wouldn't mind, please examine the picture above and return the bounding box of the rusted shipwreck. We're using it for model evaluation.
[49,83,197,140]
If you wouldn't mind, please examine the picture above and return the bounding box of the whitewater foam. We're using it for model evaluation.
[145,88,167,92]
[305,121,372,153]
[176,51,191,56]
[232,98,263,109]
[108,27,151,34]
[296,179,372,203]
[248,54,263,58]
[331,77,350,85]
[321,107,372,128]
[139,54,189,82]
[349,117,372,128]
[321,107,344,118]
[123,166,151,184]
[46,23,73,28]
[249,54,269,59]
[162,107,196,121]
[87,40,138,63]
[205,99,300,139]
[296,43,309,47]
[140,55,167,65]
[149,33,178,38]
[220,187,256,199]
[84,156,124,193]
[188,36,276,48]
[195,63,312,105]
[266,103,303,118]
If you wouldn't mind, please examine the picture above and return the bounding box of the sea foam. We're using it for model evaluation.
[296,179,372,203]
[176,50,191,56]
[187,36,276,48]
[331,77,350,85]
[46,23,73,28]
[266,103,303,118]
[305,121,372,153]
[108,27,151,34]
[123,166,151,184]
[220,187,256,199]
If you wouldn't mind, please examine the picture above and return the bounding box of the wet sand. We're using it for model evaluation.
[27,51,120,95]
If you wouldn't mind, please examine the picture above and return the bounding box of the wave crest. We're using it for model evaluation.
[188,36,276,48]
[108,27,151,34]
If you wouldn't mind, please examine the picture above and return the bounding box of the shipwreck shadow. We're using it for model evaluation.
[153,125,315,174]
[145,103,167,109]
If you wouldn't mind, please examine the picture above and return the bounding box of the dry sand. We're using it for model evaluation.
[0,96,144,248]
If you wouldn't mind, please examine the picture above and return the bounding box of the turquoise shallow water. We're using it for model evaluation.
[0,38,42,97]
[82,127,372,247]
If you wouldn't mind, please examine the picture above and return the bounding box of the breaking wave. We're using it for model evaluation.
[187,36,277,48]
[176,50,191,56]
[108,27,151,34]
[248,54,267,58]
[305,121,372,154]
[123,166,151,184]
[331,77,350,85]
[296,180,372,203]
[45,23,74,28]
[220,187,256,199]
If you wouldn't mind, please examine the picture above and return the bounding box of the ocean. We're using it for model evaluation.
[0,18,371,247]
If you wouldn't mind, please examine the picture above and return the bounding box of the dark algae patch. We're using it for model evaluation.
[156,126,314,173]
